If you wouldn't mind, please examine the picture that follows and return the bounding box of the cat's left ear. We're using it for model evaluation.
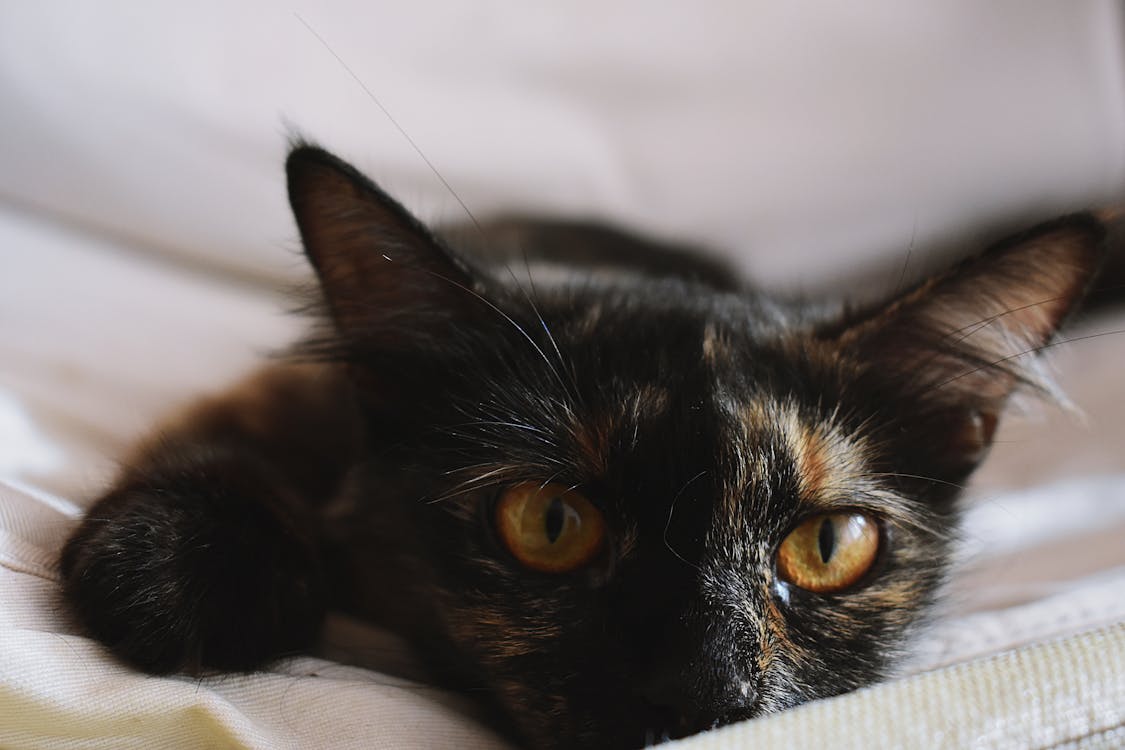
[824,215,1106,475]
[286,144,486,355]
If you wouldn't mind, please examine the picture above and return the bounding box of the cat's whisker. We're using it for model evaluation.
[812,481,958,543]
[664,470,708,571]
[440,461,511,478]
[856,283,1092,414]
[891,213,918,296]
[929,327,1125,395]
[519,257,570,375]
[536,471,568,493]
[427,461,571,506]
[293,13,485,237]
[445,420,559,451]
[429,466,520,505]
[498,255,580,401]
[417,266,578,404]
[943,293,1069,347]
[852,471,969,492]
[896,287,1123,411]
[454,420,555,440]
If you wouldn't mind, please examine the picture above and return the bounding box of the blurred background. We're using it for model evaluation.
[0,1,1123,498]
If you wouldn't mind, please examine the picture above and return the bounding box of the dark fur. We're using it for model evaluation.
[60,145,1107,749]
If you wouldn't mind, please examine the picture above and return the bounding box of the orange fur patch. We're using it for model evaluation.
[738,398,868,507]
[791,421,831,501]
[702,323,730,365]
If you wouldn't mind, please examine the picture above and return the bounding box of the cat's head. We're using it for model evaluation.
[287,145,1105,749]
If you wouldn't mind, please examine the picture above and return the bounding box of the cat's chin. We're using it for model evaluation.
[502,693,782,750]
[497,663,857,750]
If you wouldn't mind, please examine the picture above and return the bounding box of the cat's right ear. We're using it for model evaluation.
[287,145,482,354]
[821,214,1106,478]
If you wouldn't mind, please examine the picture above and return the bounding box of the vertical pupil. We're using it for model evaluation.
[817,517,835,563]
[544,497,565,543]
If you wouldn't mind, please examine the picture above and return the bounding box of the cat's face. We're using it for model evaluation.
[287,146,1105,748]
[381,303,953,748]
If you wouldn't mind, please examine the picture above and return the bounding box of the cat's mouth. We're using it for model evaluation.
[639,717,737,748]
[642,726,674,747]
[637,701,761,747]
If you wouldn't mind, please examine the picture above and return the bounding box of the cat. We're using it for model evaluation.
[60,144,1108,749]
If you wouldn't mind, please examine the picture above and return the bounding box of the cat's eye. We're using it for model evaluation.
[495,482,606,573]
[776,512,879,593]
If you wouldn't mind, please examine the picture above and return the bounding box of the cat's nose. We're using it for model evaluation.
[638,663,758,737]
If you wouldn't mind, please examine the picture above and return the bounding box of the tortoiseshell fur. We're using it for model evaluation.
[60,146,1107,749]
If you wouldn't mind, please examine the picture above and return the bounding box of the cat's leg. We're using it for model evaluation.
[60,363,362,675]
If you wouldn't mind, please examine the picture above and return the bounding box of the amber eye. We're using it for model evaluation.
[495,482,606,573]
[776,512,879,593]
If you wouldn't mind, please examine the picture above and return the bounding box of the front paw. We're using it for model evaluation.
[60,448,326,675]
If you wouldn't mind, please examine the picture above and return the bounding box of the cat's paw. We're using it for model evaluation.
[59,448,326,675]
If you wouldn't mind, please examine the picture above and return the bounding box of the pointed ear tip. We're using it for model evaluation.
[286,144,342,183]
[285,146,373,217]
[997,212,1109,269]
[1047,212,1108,244]
[1052,212,1109,268]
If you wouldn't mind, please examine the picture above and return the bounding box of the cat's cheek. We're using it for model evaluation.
[764,523,906,693]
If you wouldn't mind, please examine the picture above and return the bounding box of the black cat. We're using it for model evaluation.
[61,145,1107,749]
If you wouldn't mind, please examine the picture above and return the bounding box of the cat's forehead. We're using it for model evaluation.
[709,392,872,520]
[548,282,798,379]
[560,308,865,511]
[559,281,794,338]
[493,281,879,519]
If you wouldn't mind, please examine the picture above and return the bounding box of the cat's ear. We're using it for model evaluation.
[287,145,482,353]
[825,215,1106,475]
